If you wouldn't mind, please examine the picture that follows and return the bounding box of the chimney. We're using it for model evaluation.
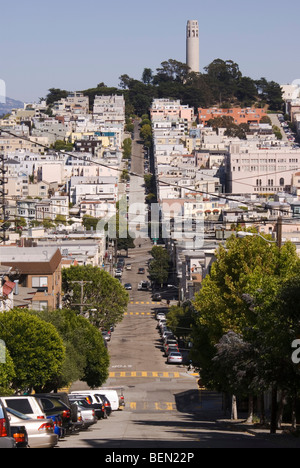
[14,280,19,295]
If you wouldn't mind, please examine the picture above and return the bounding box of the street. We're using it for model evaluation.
[57,120,300,449]
[61,241,300,449]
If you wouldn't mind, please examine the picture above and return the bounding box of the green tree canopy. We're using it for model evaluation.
[0,309,65,393]
[62,265,129,329]
[33,309,110,389]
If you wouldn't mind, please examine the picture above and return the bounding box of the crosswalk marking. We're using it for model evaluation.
[126,401,177,411]
[124,312,152,316]
[108,371,185,379]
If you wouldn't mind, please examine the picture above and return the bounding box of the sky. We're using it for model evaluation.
[1,0,300,103]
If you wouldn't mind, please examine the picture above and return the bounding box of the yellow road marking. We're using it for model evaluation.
[108,371,186,379]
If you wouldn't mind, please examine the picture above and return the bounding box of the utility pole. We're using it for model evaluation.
[0,153,7,244]
[70,280,93,314]
[270,215,283,434]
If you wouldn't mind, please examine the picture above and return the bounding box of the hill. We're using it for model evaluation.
[0,97,24,116]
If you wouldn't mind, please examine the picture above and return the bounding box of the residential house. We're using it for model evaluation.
[0,246,62,310]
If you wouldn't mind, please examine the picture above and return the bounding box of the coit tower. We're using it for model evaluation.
[186,20,200,73]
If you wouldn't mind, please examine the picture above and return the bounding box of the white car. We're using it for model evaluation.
[167,351,183,364]
[5,407,58,448]
[1,396,46,420]
[156,312,166,321]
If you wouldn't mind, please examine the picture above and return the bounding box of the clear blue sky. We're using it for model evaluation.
[1,0,300,102]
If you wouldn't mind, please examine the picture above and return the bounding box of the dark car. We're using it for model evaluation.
[138,267,145,274]
[68,396,104,420]
[0,400,17,448]
[124,283,132,290]
[98,394,112,417]
[153,293,162,301]
[33,394,74,434]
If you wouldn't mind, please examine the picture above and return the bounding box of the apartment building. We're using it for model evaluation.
[52,92,89,116]
[150,98,194,122]
[226,143,300,194]
[93,95,125,125]
[197,107,267,126]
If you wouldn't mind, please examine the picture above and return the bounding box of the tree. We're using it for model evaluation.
[53,139,73,152]
[204,59,242,101]
[55,214,67,226]
[82,214,101,231]
[142,68,153,85]
[155,59,190,84]
[0,309,65,393]
[122,138,132,159]
[0,346,15,395]
[62,265,129,329]
[149,246,171,286]
[254,275,300,429]
[166,301,196,341]
[34,309,110,389]
[192,234,300,378]
[46,88,69,106]
[212,331,260,421]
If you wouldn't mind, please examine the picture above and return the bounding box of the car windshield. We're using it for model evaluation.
[6,407,31,420]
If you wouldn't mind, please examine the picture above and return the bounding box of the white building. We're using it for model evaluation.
[226,143,300,194]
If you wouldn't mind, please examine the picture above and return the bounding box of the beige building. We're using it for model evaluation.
[0,246,62,310]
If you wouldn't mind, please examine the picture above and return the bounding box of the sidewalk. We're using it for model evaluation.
[217,418,300,447]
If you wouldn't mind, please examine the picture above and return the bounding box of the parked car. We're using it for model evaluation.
[167,351,183,364]
[1,396,46,420]
[68,395,106,420]
[124,283,132,290]
[162,330,174,340]
[138,267,145,274]
[33,394,73,435]
[71,389,120,411]
[102,330,111,342]
[156,312,166,321]
[164,344,179,357]
[70,402,97,429]
[99,394,112,417]
[6,407,58,448]
[115,269,122,278]
[0,400,16,448]
[164,337,178,347]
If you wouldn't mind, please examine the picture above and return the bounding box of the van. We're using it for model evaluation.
[70,389,121,411]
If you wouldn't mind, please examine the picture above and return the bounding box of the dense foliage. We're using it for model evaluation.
[45,58,284,118]
[62,265,129,329]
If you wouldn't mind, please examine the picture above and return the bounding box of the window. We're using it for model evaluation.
[280,178,284,186]
[32,276,48,288]
[32,301,48,311]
